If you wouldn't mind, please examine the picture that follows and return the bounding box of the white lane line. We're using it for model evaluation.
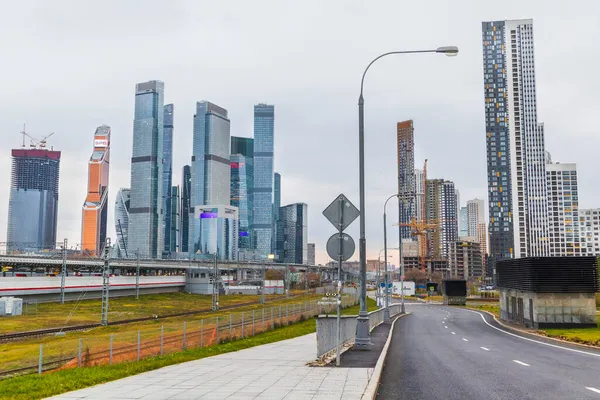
[513,360,530,367]
[462,338,469,342]
[451,332,456,335]
[460,309,600,358]
[480,347,490,351]
[586,387,600,394]
[445,326,448,329]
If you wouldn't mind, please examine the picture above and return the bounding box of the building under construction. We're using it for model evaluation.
[6,127,60,252]
[397,120,416,240]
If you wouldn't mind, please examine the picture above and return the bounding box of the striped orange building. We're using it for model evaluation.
[81,125,111,256]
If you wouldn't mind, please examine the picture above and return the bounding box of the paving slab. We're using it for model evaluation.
[46,333,375,400]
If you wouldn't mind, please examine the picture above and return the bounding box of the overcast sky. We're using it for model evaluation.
[1,0,598,266]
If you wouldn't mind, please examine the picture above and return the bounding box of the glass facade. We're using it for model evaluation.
[230,136,254,251]
[170,185,180,253]
[252,104,275,258]
[163,104,174,255]
[273,172,281,259]
[483,19,549,268]
[129,80,165,259]
[190,101,233,258]
[114,188,131,258]
[277,203,308,264]
[194,205,238,260]
[180,165,191,253]
[459,207,468,237]
[7,149,61,252]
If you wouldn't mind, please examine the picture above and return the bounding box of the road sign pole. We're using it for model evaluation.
[336,197,343,367]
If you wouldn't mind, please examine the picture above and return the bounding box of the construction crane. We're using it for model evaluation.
[20,124,55,149]
[397,159,437,271]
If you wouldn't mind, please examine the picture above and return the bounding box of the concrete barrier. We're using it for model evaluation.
[316,303,403,358]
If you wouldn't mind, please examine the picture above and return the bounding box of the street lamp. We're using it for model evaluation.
[383,194,401,322]
[356,46,459,348]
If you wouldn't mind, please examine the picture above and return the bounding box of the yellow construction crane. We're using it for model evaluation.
[396,159,437,271]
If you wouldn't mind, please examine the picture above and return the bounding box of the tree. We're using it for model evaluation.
[265,269,284,280]
[404,268,427,285]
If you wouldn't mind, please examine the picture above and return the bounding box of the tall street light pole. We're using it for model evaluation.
[355,46,459,348]
[383,194,401,322]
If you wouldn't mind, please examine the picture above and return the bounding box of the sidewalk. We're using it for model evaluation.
[48,333,374,400]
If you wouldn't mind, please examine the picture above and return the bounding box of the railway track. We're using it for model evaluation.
[0,293,309,342]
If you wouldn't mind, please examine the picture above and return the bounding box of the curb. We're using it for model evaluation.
[361,312,410,400]
[465,308,600,351]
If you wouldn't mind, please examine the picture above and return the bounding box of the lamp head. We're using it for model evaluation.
[436,46,459,56]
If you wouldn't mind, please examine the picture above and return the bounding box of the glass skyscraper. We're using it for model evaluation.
[482,19,549,268]
[426,179,458,259]
[277,203,308,264]
[128,80,165,259]
[252,104,275,257]
[273,172,281,259]
[230,136,254,250]
[7,148,61,252]
[163,104,174,256]
[180,165,191,253]
[170,185,180,253]
[114,188,131,258]
[190,101,237,259]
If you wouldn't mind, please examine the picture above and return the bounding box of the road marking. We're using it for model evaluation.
[513,360,530,367]
[480,347,490,351]
[460,309,600,358]
[445,326,448,329]
[451,332,456,335]
[586,387,600,394]
[462,338,469,342]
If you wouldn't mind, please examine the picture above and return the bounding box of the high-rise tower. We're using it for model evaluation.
[163,104,174,256]
[128,80,165,259]
[252,104,275,257]
[190,101,237,259]
[180,165,191,253]
[482,19,549,268]
[81,125,111,256]
[115,188,131,258]
[397,120,415,240]
[7,147,61,252]
[231,136,254,251]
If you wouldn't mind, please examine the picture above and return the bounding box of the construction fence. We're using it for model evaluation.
[1,294,359,378]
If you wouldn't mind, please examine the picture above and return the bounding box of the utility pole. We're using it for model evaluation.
[60,238,68,304]
[135,251,140,300]
[101,238,111,326]
[212,253,219,311]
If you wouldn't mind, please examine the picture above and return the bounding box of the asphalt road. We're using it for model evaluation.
[377,303,600,400]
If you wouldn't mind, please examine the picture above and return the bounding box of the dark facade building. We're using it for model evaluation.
[397,120,415,241]
[180,165,191,253]
[426,179,458,260]
[163,104,174,256]
[230,136,254,251]
[277,203,308,264]
[7,148,61,252]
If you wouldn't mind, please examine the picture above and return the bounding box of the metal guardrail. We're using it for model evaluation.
[316,304,402,358]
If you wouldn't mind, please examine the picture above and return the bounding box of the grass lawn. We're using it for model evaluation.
[0,294,324,376]
[541,325,600,346]
[464,303,500,317]
[0,292,312,335]
[0,318,319,400]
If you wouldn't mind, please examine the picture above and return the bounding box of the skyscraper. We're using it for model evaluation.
[170,186,180,253]
[190,101,237,259]
[459,207,468,237]
[546,162,581,256]
[426,179,458,260]
[253,104,275,257]
[128,80,165,259]
[273,172,281,259]
[180,165,191,253]
[277,203,308,264]
[81,125,111,256]
[415,168,424,223]
[466,199,485,238]
[115,188,131,258]
[397,120,415,240]
[7,148,61,252]
[579,209,600,255]
[231,136,254,251]
[163,104,174,256]
[307,243,316,266]
[482,19,549,266]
